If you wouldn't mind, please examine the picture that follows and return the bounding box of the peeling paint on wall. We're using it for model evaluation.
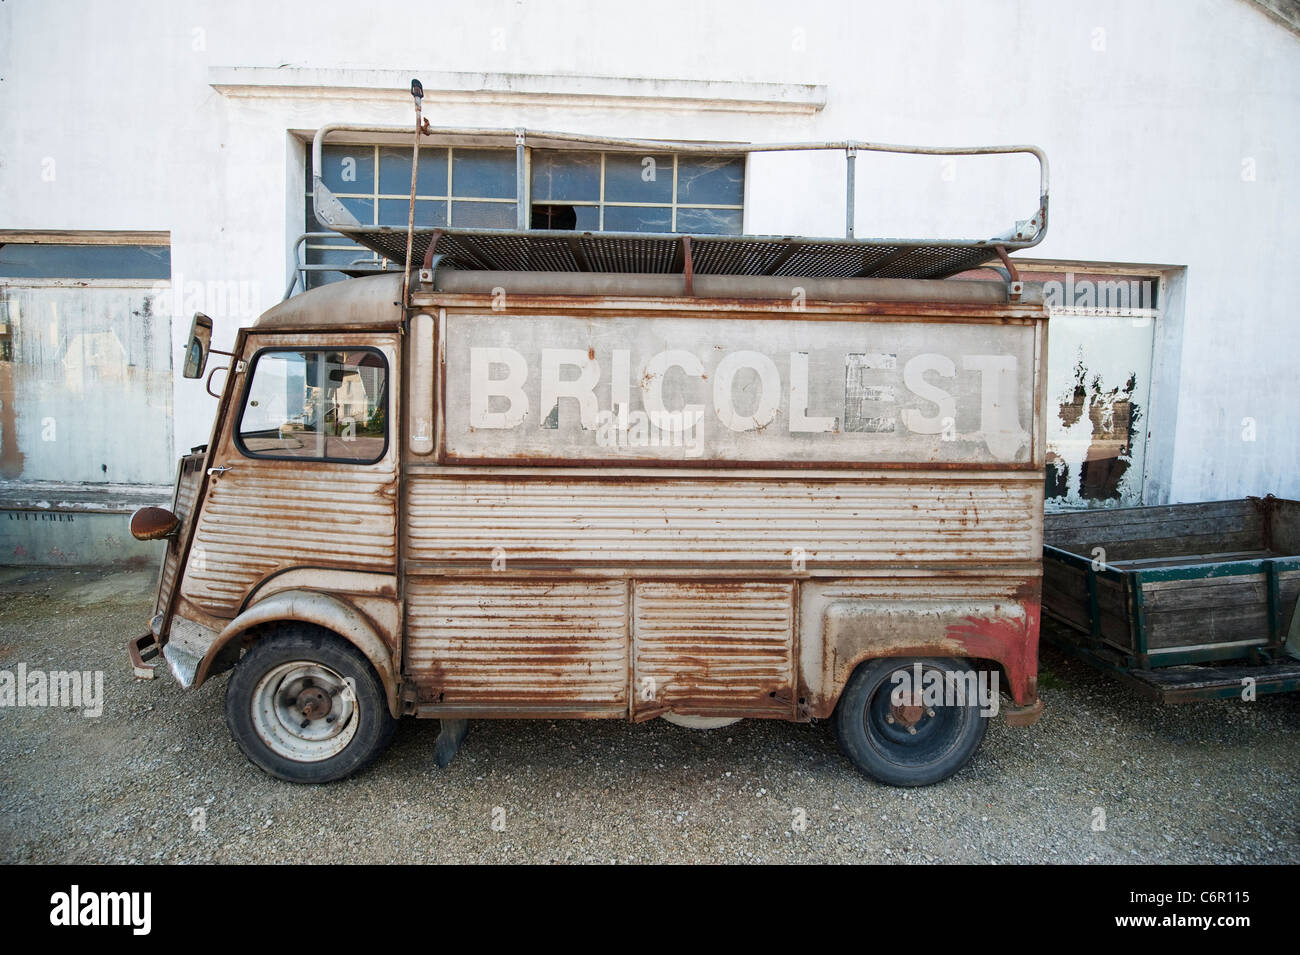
[1044,315,1154,509]
[1056,359,1143,502]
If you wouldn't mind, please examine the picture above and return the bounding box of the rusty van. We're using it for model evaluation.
[128,117,1051,786]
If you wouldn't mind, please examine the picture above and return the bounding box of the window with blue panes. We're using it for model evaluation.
[530,150,744,234]
[304,144,519,288]
[304,144,744,287]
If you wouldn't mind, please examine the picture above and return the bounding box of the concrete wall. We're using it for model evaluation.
[1,510,163,567]
[2,0,1297,502]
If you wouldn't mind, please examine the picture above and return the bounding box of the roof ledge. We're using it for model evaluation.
[209,67,827,115]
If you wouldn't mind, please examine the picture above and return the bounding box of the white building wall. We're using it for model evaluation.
[2,0,1297,502]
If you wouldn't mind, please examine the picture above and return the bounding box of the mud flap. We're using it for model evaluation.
[1002,696,1044,727]
[434,718,469,768]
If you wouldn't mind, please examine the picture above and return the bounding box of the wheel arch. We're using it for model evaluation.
[815,593,1040,716]
[195,589,400,717]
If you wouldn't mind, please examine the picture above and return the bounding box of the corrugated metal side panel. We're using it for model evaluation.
[155,456,203,615]
[406,578,629,707]
[180,470,396,616]
[634,581,794,715]
[806,574,1034,603]
[408,475,1039,564]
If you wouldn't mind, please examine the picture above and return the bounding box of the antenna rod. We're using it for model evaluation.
[400,78,424,311]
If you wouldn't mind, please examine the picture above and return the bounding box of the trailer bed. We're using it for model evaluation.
[1042,496,1300,702]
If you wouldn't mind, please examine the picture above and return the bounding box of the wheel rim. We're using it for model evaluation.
[863,663,970,768]
[250,661,359,762]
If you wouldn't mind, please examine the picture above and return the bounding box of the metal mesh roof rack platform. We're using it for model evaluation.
[311,121,1049,283]
[345,229,1025,282]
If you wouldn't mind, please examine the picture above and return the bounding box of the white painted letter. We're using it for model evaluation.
[469,347,529,429]
[714,350,781,432]
[789,352,834,433]
[901,353,956,434]
[540,348,600,429]
[962,354,1026,460]
[642,350,705,424]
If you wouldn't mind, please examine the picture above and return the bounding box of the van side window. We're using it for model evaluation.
[236,349,387,463]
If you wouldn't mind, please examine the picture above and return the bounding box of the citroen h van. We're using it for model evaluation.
[128,123,1050,786]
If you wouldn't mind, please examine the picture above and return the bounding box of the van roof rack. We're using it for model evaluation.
[311,123,1049,283]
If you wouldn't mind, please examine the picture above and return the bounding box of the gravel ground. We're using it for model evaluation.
[0,565,1297,864]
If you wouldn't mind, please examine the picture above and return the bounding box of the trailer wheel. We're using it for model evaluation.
[834,656,989,787]
[224,625,396,783]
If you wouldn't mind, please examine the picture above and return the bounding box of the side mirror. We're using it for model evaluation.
[129,506,180,541]
[182,312,214,379]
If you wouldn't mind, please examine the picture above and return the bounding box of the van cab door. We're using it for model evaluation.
[174,333,400,625]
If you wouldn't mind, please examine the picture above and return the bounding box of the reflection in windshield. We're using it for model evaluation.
[239,350,386,462]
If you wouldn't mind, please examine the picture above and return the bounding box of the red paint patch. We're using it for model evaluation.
[944,599,1041,704]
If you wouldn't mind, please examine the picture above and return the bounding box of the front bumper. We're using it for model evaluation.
[127,630,160,679]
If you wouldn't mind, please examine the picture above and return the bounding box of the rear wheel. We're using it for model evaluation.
[224,625,396,783]
[834,656,990,787]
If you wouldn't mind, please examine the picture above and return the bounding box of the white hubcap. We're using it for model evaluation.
[250,661,358,762]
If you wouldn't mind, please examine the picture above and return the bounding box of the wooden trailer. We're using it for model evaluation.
[1042,496,1300,701]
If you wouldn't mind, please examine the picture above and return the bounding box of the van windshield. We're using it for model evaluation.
[237,348,387,462]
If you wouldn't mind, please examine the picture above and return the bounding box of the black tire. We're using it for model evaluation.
[834,656,990,787]
[224,625,397,783]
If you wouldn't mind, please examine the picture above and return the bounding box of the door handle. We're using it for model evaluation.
[206,465,233,476]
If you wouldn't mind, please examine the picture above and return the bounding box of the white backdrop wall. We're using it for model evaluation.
[2,0,1296,501]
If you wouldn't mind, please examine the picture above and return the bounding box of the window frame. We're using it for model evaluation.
[304,144,522,278]
[529,150,746,233]
[302,143,748,287]
[0,230,172,285]
[233,345,391,466]
[1028,263,1168,510]
[313,144,521,226]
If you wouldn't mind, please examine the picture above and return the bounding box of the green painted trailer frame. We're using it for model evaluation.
[1041,496,1300,703]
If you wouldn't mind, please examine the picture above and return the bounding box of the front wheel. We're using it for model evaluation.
[224,625,396,783]
[834,656,990,787]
